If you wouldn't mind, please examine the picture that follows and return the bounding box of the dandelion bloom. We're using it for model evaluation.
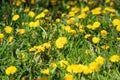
[43,9,49,14]
[31,0,35,4]
[112,19,120,26]
[66,64,83,73]
[4,26,13,34]
[43,42,51,49]
[29,44,45,54]
[92,37,100,44]
[28,11,35,18]
[59,60,69,68]
[110,55,120,62]
[86,24,92,29]
[85,49,92,55]
[12,14,20,21]
[68,12,75,17]
[50,62,57,68]
[101,45,110,50]
[8,36,14,42]
[16,29,25,35]
[92,21,101,30]
[117,37,120,41]
[89,62,99,72]
[101,30,107,37]
[24,8,30,13]
[82,6,89,13]
[56,37,67,48]
[105,0,110,3]
[95,56,105,65]
[91,7,101,15]
[15,0,21,6]
[0,33,4,39]
[29,20,39,28]
[41,68,49,75]
[104,7,116,13]
[56,18,61,23]
[35,12,45,19]
[20,53,25,59]
[78,13,87,19]
[84,34,91,39]
[82,65,92,75]
[5,66,17,75]
[64,74,74,80]
[116,25,120,31]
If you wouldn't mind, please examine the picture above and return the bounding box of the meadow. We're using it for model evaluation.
[0,0,120,80]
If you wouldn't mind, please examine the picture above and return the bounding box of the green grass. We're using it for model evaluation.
[0,0,120,80]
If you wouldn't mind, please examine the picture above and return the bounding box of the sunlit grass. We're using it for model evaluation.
[0,0,120,80]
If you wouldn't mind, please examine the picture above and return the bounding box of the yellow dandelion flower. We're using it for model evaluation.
[101,30,107,37]
[104,7,116,13]
[5,66,17,75]
[70,29,76,34]
[31,0,35,4]
[12,14,20,21]
[84,34,91,39]
[16,29,25,35]
[86,24,92,29]
[112,19,120,26]
[21,76,26,80]
[82,6,89,13]
[66,5,70,9]
[82,65,92,75]
[56,18,61,23]
[21,0,26,3]
[35,12,45,19]
[20,53,25,59]
[43,42,51,49]
[95,56,105,65]
[61,13,66,17]
[101,45,110,50]
[116,25,120,31]
[67,17,75,25]
[15,0,21,6]
[29,20,39,28]
[8,36,14,42]
[64,74,74,80]
[4,26,13,34]
[89,62,99,72]
[43,9,49,14]
[0,33,4,39]
[110,2,114,6]
[117,37,120,41]
[50,62,57,68]
[110,55,120,62]
[41,68,49,75]
[78,13,87,19]
[24,8,29,13]
[92,21,101,30]
[71,7,80,13]
[68,12,75,17]
[28,11,35,18]
[66,64,83,73]
[92,37,100,44]
[91,7,101,15]
[59,60,69,68]
[85,49,92,55]
[56,37,67,49]
[105,0,110,3]
[62,26,71,32]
